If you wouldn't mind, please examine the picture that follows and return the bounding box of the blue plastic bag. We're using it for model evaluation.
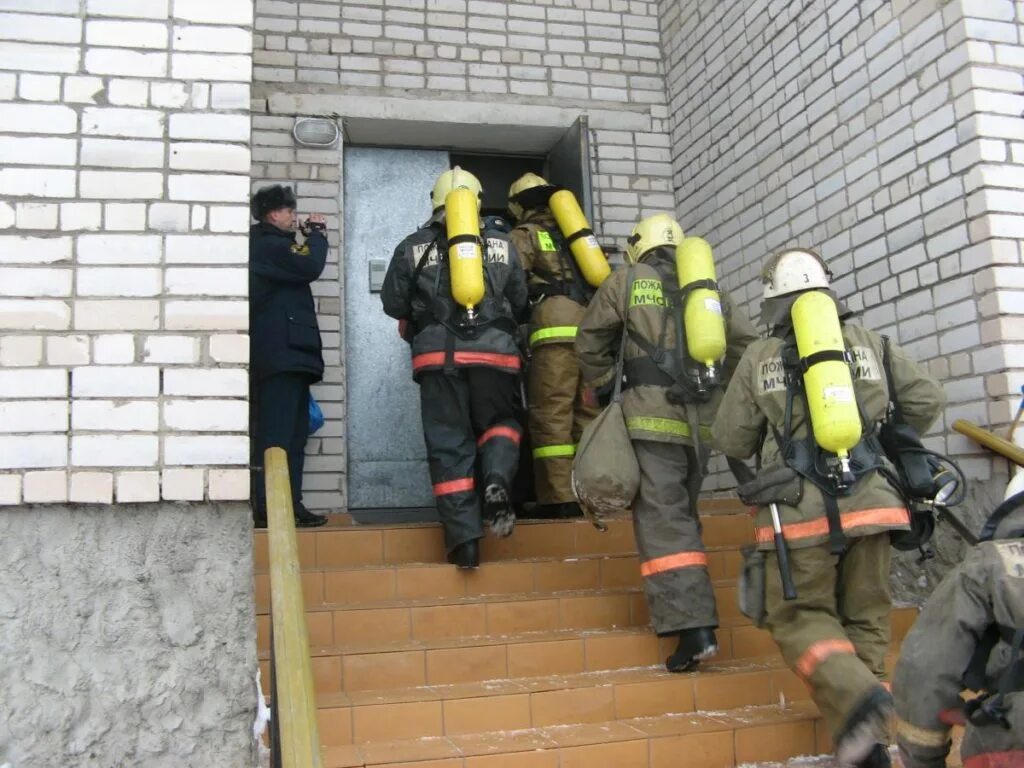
[308,394,325,435]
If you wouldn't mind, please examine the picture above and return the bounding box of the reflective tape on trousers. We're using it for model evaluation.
[533,444,576,459]
[529,325,578,347]
[625,416,713,440]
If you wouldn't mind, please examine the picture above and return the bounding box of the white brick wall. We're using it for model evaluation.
[0,2,253,504]
[662,0,1024,488]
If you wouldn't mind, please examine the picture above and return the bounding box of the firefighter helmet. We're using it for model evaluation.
[507,172,555,220]
[625,213,684,263]
[761,249,832,299]
[431,167,482,211]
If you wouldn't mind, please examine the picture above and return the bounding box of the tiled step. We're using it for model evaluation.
[317,700,827,767]
[252,511,755,570]
[252,549,745,611]
[309,659,815,747]
[258,607,917,695]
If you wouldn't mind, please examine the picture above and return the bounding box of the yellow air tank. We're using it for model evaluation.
[445,185,485,317]
[675,237,726,368]
[549,189,611,287]
[791,290,862,458]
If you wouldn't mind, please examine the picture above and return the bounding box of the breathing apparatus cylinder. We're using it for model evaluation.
[445,185,485,318]
[548,189,611,287]
[791,290,862,477]
[676,237,727,374]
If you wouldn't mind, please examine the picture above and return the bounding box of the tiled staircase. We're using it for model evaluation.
[252,500,917,767]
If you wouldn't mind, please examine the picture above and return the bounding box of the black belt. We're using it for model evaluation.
[624,357,674,389]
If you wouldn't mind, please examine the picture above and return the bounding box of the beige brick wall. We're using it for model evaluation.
[662,0,1024,489]
[0,0,254,505]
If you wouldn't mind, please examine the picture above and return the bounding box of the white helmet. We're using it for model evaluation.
[761,249,832,299]
[431,166,482,211]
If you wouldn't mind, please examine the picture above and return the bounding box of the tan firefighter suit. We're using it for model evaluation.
[510,208,599,506]
[575,249,757,635]
[894,498,1024,768]
[713,312,945,746]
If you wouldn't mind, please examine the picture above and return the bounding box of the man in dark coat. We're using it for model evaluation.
[249,184,328,527]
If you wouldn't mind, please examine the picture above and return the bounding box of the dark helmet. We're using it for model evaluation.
[250,184,297,220]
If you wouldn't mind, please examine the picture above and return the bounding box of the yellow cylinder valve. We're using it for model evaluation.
[549,189,611,287]
[676,237,727,369]
[445,186,485,317]
[792,290,862,459]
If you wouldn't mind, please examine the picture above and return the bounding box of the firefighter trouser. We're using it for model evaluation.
[419,367,522,554]
[632,439,718,634]
[254,371,313,514]
[528,340,598,505]
[764,533,892,738]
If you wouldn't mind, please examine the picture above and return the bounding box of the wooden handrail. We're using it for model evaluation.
[265,447,323,768]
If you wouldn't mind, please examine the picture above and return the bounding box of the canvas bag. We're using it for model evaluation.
[572,266,640,531]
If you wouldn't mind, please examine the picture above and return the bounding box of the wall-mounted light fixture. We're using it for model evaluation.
[293,117,340,147]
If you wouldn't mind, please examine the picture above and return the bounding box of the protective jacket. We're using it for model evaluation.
[713,320,944,550]
[894,501,1024,768]
[249,222,327,382]
[575,250,757,446]
[381,215,528,379]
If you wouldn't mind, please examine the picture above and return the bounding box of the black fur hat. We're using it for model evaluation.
[251,184,297,220]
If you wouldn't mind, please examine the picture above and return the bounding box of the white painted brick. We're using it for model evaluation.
[149,203,191,232]
[151,81,189,108]
[85,48,167,77]
[0,473,19,505]
[208,206,251,233]
[81,138,165,169]
[59,204,101,231]
[82,107,164,138]
[174,0,252,25]
[73,401,158,432]
[0,335,42,366]
[80,171,164,201]
[0,300,70,330]
[0,168,76,198]
[0,401,68,433]
[46,336,89,365]
[0,42,80,74]
[23,470,67,503]
[165,236,248,265]
[0,435,67,469]
[77,235,161,265]
[163,400,248,431]
[172,53,251,81]
[69,471,114,503]
[209,334,249,363]
[0,136,76,168]
[165,267,247,296]
[0,267,72,297]
[174,24,251,53]
[170,143,251,172]
[86,20,169,49]
[116,470,160,502]
[191,206,207,230]
[169,114,250,141]
[165,300,247,331]
[72,435,158,467]
[163,367,247,396]
[209,468,248,500]
[18,73,61,101]
[0,103,77,134]
[0,12,81,43]
[72,366,159,398]
[86,0,169,19]
[0,202,12,229]
[164,435,248,466]
[161,467,204,500]
[74,300,160,331]
[211,83,251,110]
[92,334,136,364]
[15,203,58,231]
[169,174,251,203]
[63,75,105,103]
[142,335,199,364]
[105,203,147,231]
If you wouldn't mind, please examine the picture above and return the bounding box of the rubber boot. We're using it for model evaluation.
[448,538,480,570]
[294,503,328,528]
[835,686,894,767]
[665,626,718,673]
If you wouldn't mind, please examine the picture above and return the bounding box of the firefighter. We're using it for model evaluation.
[575,212,758,673]
[381,168,529,569]
[508,173,599,518]
[712,249,945,767]
[249,183,328,528]
[894,490,1023,768]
